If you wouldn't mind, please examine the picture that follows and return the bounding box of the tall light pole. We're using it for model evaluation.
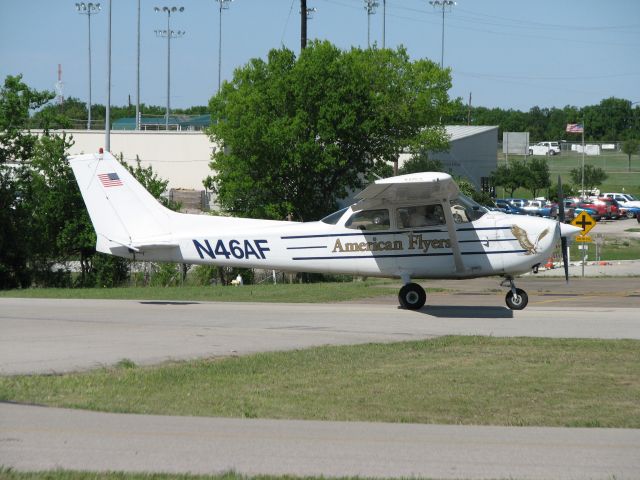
[216,0,233,94]
[429,0,456,68]
[75,2,101,130]
[382,0,386,48]
[155,6,185,130]
[105,0,111,150]
[364,0,379,48]
[136,0,141,130]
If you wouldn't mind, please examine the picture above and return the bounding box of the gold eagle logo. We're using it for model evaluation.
[511,225,550,255]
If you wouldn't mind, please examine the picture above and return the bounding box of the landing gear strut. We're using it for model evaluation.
[398,282,426,310]
[502,277,528,310]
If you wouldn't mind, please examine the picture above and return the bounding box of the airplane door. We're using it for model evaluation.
[394,203,457,278]
[448,199,502,276]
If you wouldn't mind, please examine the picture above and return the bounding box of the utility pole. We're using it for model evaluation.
[382,0,386,48]
[300,0,307,50]
[216,0,233,93]
[364,0,379,48]
[429,0,456,68]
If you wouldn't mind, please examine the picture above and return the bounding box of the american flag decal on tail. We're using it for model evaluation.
[98,172,123,187]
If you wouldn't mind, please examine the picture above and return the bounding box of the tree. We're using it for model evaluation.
[491,160,529,197]
[523,157,551,198]
[207,41,452,221]
[569,164,608,193]
[621,139,639,171]
[399,154,443,175]
[0,75,56,288]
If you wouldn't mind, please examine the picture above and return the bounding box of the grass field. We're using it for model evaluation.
[496,150,640,197]
[567,236,640,261]
[0,281,400,302]
[2,336,638,429]
[0,470,341,480]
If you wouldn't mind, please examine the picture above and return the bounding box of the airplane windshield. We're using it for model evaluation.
[450,194,488,223]
[320,207,349,225]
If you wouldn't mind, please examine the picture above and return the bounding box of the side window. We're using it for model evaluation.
[345,209,390,231]
[397,204,445,229]
[450,197,487,223]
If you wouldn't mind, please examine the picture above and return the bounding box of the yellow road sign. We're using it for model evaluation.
[575,235,592,243]
[571,211,596,235]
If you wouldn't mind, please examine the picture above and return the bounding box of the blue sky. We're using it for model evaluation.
[1,0,639,111]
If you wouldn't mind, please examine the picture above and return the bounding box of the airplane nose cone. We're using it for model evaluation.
[559,222,582,238]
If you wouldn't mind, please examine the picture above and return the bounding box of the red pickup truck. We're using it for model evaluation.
[578,198,619,220]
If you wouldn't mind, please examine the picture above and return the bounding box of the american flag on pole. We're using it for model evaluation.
[98,172,123,188]
[566,123,584,133]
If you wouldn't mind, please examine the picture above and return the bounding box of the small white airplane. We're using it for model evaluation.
[69,150,582,310]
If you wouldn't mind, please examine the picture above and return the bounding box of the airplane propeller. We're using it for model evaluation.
[557,176,570,283]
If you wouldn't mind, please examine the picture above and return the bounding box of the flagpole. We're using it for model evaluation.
[581,118,585,198]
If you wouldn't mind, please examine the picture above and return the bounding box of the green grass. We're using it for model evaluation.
[568,237,640,261]
[0,470,401,480]
[0,281,398,302]
[497,150,640,197]
[2,336,638,428]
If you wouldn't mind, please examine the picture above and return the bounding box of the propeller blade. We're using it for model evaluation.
[558,176,565,223]
[558,176,568,282]
[561,236,569,283]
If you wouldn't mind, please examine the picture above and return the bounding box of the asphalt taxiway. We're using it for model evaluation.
[1,278,639,479]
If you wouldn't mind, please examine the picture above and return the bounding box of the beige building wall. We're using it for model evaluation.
[59,130,216,191]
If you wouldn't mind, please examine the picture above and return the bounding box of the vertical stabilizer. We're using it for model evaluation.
[69,152,174,253]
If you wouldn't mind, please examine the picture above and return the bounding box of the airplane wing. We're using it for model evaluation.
[355,172,459,202]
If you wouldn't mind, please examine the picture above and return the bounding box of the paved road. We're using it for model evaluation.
[2,403,639,480]
[1,292,639,375]
[2,288,639,479]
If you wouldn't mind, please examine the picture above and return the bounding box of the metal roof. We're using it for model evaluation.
[445,125,498,141]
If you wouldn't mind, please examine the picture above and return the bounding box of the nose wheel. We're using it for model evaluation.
[502,277,528,310]
[398,282,426,310]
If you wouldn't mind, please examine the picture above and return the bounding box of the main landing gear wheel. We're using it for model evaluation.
[505,288,528,310]
[398,283,426,310]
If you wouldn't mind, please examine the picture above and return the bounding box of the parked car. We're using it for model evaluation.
[504,198,528,208]
[528,141,561,156]
[574,203,602,221]
[619,205,640,219]
[495,199,525,215]
[601,192,640,209]
[524,200,557,218]
[550,200,576,222]
[593,197,620,219]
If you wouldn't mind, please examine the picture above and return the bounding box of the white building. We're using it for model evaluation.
[399,125,499,190]
[52,126,498,207]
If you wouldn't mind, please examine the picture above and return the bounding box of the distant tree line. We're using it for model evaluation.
[446,97,640,142]
[24,97,209,130]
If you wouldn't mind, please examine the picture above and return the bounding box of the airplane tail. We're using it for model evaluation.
[69,151,177,255]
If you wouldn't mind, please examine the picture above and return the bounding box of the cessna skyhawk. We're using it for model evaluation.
[69,151,581,310]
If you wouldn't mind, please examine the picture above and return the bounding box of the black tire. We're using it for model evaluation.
[505,288,528,310]
[398,283,426,310]
[627,211,635,219]
[528,149,533,155]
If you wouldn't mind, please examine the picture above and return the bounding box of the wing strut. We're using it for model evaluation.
[441,199,465,274]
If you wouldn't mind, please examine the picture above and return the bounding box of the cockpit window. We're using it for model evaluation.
[345,209,390,231]
[397,204,445,229]
[450,194,488,223]
[321,207,348,225]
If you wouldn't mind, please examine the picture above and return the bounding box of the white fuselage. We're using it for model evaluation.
[121,207,559,280]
